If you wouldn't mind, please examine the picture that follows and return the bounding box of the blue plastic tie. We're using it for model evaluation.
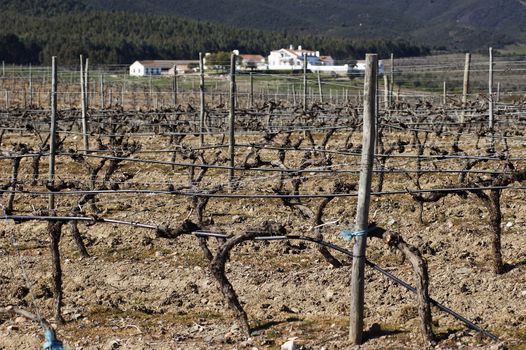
[340,226,376,240]
[43,329,68,350]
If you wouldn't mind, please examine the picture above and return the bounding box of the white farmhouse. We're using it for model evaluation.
[268,45,325,70]
[129,60,198,76]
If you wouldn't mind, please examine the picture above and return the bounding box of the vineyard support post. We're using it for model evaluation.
[80,55,89,154]
[28,63,32,107]
[317,70,323,103]
[172,65,177,106]
[389,53,394,107]
[488,47,494,129]
[461,53,471,123]
[100,74,104,108]
[349,53,377,345]
[228,53,236,190]
[303,53,307,110]
[85,58,89,110]
[443,81,447,105]
[199,53,205,146]
[49,56,57,210]
[383,74,389,110]
[249,72,254,107]
[496,82,500,103]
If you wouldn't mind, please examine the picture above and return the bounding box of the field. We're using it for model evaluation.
[1,53,526,349]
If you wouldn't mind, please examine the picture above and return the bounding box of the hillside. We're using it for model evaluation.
[84,0,526,50]
[0,0,427,65]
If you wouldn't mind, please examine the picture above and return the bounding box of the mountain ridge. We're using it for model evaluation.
[82,0,526,50]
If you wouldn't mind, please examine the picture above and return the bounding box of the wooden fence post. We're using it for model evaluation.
[199,52,206,146]
[461,53,471,123]
[443,81,447,105]
[349,53,377,345]
[228,53,237,190]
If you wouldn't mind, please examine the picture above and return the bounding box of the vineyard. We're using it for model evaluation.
[1,52,526,349]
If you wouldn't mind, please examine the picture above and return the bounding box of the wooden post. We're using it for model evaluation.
[349,53,377,345]
[172,65,177,106]
[249,72,254,107]
[496,82,500,103]
[383,74,389,110]
[80,55,89,154]
[199,52,206,146]
[461,53,471,123]
[443,81,447,105]
[84,58,89,110]
[28,64,33,107]
[49,57,58,210]
[389,53,394,107]
[303,53,307,110]
[292,84,297,107]
[100,74,104,108]
[317,70,323,103]
[488,47,494,129]
[229,53,236,189]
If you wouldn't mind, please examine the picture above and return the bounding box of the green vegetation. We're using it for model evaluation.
[0,0,429,65]
[82,0,526,51]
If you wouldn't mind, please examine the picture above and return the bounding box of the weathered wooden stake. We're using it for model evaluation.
[49,57,58,210]
[80,56,89,154]
[84,58,89,110]
[303,53,307,110]
[249,72,254,107]
[443,81,447,105]
[199,53,205,146]
[496,82,500,103]
[317,70,323,103]
[100,74,104,108]
[28,64,33,107]
[172,65,178,106]
[383,74,389,110]
[349,53,377,345]
[389,53,394,107]
[488,47,494,129]
[228,53,237,190]
[461,53,471,123]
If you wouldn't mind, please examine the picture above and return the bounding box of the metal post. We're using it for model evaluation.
[349,53,377,345]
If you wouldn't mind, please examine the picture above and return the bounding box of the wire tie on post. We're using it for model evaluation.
[340,225,376,241]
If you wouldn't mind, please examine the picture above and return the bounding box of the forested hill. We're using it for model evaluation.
[0,0,428,65]
[85,0,526,51]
